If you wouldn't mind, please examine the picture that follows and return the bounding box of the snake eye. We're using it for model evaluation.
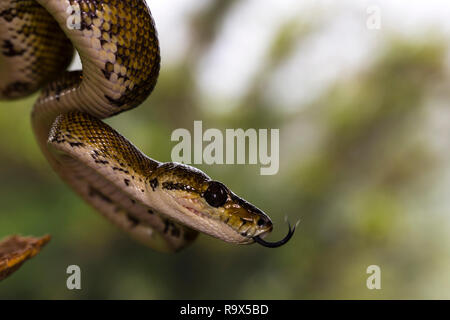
[204,181,228,208]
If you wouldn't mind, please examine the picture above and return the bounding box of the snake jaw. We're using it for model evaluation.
[143,163,279,245]
[158,188,243,243]
[156,178,275,245]
[178,196,211,219]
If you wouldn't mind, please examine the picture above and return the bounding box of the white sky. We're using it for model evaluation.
[153,0,450,112]
[70,0,450,111]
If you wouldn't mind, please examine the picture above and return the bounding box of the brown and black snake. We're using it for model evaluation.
[0,0,295,252]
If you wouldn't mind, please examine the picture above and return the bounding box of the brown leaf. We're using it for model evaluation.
[0,235,51,281]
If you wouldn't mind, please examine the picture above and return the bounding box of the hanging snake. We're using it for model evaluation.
[0,0,295,253]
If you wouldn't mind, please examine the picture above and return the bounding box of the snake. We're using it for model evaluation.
[0,0,296,253]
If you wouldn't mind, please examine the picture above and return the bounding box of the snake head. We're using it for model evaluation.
[147,162,276,244]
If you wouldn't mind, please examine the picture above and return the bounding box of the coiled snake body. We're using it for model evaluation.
[0,0,294,252]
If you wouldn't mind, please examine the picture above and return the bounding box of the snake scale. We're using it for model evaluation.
[0,0,295,252]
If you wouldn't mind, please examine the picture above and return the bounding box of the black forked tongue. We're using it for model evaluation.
[253,220,298,248]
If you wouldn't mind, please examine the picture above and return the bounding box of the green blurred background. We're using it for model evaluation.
[2,0,450,299]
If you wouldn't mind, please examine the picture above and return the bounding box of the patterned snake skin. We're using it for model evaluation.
[0,0,294,253]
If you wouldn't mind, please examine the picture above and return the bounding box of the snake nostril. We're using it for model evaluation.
[257,216,272,229]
